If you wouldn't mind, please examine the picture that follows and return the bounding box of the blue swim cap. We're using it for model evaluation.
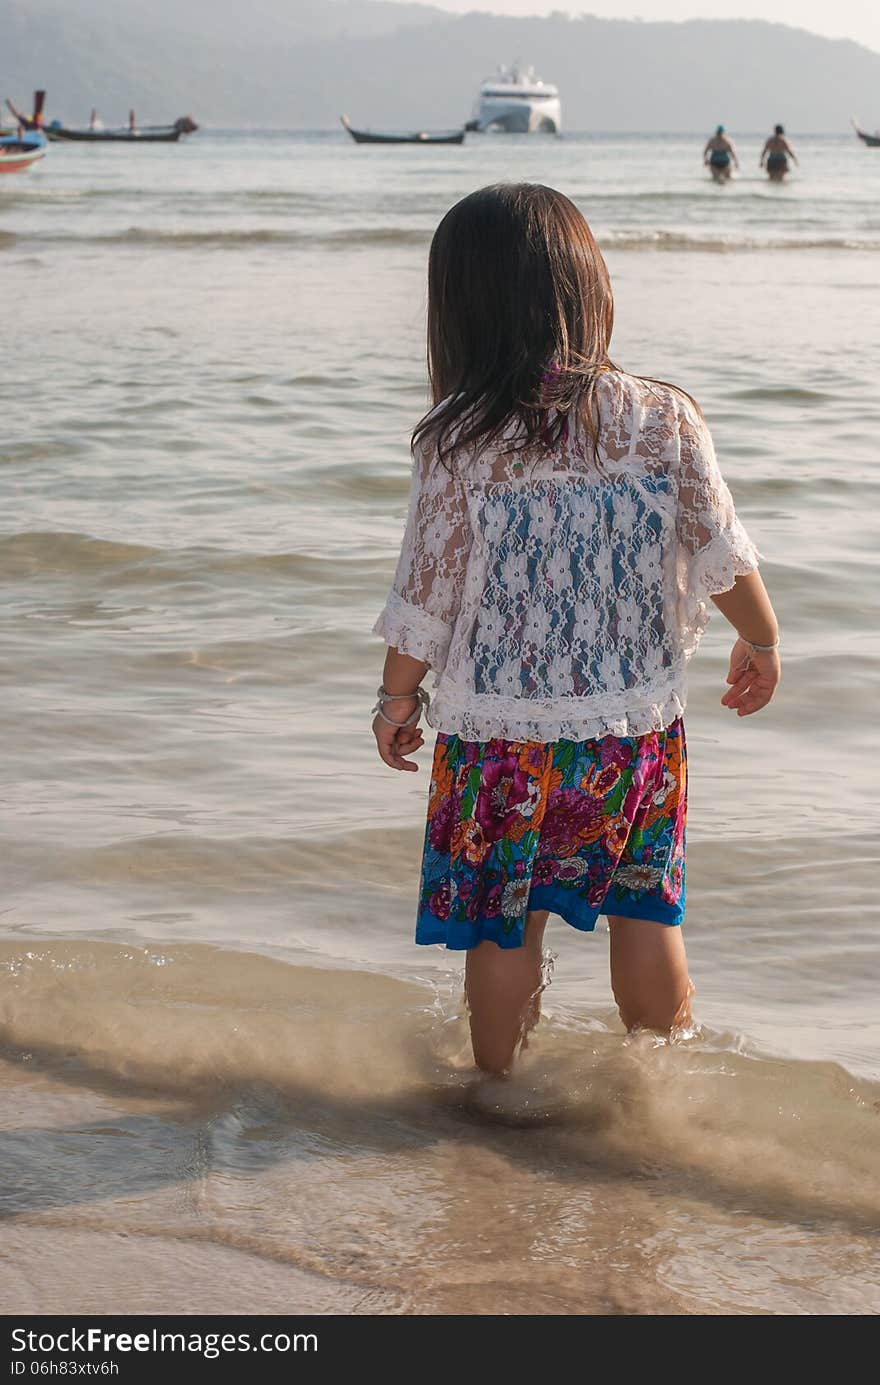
[716,125,725,135]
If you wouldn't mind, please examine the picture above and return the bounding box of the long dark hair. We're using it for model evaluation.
[414,183,618,460]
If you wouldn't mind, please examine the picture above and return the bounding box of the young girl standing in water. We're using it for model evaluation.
[373,184,779,1075]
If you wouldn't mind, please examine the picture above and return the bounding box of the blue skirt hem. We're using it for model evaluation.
[416,887,684,952]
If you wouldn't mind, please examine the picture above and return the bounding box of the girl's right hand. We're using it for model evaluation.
[373,700,425,771]
[720,638,781,716]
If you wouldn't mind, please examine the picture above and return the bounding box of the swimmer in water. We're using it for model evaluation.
[761,124,798,182]
[703,125,739,183]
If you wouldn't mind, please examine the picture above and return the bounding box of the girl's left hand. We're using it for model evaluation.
[373,700,425,771]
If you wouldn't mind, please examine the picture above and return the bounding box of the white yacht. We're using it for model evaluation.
[469,63,561,135]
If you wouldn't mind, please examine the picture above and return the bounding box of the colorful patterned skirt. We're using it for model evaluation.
[417,721,687,950]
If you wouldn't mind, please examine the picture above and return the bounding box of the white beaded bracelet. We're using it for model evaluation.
[743,637,779,653]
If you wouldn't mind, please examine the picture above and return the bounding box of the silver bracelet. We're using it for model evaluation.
[376,684,430,710]
[376,685,429,703]
[372,705,422,729]
[742,637,779,653]
[371,684,430,728]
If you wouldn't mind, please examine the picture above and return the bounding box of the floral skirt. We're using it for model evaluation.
[417,721,686,950]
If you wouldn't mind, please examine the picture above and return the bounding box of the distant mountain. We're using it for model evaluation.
[2,0,878,131]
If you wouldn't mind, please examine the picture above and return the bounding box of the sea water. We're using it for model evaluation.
[1,131,879,1314]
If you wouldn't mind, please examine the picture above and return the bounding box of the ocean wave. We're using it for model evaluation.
[19,225,431,250]
[3,934,878,1315]
[113,227,298,248]
[2,937,879,1238]
[591,188,859,206]
[602,229,880,252]
[731,385,835,403]
[9,222,876,253]
[0,531,161,575]
[45,824,421,890]
[0,529,391,584]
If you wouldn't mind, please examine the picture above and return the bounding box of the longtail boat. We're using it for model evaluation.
[5,90,48,133]
[851,117,880,147]
[340,114,464,146]
[0,129,48,174]
[48,115,198,143]
[6,92,198,143]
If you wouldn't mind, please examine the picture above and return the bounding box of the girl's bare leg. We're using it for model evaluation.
[609,916,694,1033]
[465,910,549,1075]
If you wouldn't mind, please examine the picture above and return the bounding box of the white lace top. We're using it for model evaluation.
[374,371,760,743]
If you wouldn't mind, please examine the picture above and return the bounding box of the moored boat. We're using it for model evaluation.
[0,129,48,174]
[467,63,561,135]
[5,90,47,132]
[47,115,198,143]
[340,115,464,146]
[6,92,198,143]
[851,117,880,147]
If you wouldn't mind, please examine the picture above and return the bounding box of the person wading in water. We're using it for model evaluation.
[372,183,780,1075]
[703,125,739,182]
[761,125,798,182]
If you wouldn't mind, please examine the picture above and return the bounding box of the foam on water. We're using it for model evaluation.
[1,939,878,1314]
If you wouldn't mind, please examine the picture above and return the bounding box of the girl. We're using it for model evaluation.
[372,184,779,1075]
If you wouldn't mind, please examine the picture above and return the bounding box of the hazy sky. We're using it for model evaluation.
[397,2,880,54]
